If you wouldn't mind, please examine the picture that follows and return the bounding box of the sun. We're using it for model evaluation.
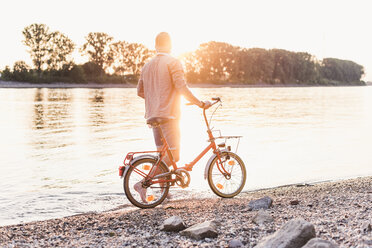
[170,35,200,58]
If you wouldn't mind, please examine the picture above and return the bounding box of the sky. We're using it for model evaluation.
[1,0,371,81]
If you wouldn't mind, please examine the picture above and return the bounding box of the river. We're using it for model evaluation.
[1,86,372,226]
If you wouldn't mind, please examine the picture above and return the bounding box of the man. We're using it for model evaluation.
[135,32,211,202]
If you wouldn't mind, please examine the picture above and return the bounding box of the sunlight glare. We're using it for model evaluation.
[179,90,207,167]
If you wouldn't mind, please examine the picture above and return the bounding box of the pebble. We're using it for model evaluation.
[252,210,274,225]
[302,238,339,248]
[228,239,244,247]
[160,216,186,232]
[255,218,315,248]
[290,200,299,205]
[247,196,273,211]
[361,221,371,233]
[0,177,371,247]
[180,220,219,240]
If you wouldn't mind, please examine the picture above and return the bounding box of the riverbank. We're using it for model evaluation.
[0,80,136,88]
[0,80,368,89]
[1,176,371,247]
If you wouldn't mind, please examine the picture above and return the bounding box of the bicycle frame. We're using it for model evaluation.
[119,99,231,185]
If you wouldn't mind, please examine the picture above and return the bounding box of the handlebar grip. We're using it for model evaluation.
[212,97,221,102]
[185,102,194,106]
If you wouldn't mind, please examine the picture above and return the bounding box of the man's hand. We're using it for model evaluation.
[200,101,212,109]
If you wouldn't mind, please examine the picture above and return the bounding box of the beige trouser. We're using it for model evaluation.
[152,119,180,165]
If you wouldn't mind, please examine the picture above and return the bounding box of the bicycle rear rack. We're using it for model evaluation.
[212,135,242,154]
[119,151,158,177]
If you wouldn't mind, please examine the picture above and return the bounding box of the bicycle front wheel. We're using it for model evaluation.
[124,158,170,208]
[207,151,246,198]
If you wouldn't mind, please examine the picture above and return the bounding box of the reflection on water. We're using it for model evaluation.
[34,89,44,129]
[89,89,106,127]
[31,89,74,152]
[0,86,372,226]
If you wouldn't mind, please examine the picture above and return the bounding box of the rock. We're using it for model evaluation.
[290,200,299,205]
[228,239,244,247]
[180,220,219,240]
[364,239,372,246]
[160,216,186,232]
[361,221,371,233]
[302,238,339,248]
[248,196,273,211]
[255,218,316,248]
[252,210,274,225]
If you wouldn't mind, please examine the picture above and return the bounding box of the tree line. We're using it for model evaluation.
[0,23,365,86]
[0,23,154,84]
[182,42,365,85]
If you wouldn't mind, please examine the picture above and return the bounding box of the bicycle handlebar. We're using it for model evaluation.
[186,97,221,107]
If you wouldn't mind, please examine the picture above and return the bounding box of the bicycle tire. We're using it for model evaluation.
[207,151,246,198]
[124,158,170,208]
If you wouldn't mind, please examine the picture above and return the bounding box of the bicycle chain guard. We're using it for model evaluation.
[174,169,191,188]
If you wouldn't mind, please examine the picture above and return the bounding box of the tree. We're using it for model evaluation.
[109,41,129,75]
[292,52,318,84]
[22,23,52,74]
[82,61,104,77]
[181,52,200,83]
[237,48,275,84]
[0,66,12,81]
[271,49,296,84]
[68,64,86,83]
[13,61,30,73]
[80,32,113,72]
[320,58,364,83]
[193,41,238,82]
[12,61,31,82]
[47,31,75,70]
[110,41,154,77]
[123,43,154,77]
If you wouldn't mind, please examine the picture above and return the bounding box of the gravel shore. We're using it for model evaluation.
[1,176,371,247]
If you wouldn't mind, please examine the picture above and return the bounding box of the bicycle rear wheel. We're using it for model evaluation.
[207,151,246,198]
[123,158,170,208]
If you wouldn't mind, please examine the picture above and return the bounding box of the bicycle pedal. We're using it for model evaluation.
[174,169,191,188]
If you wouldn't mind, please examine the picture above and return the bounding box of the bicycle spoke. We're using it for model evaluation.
[124,158,170,208]
[211,159,244,194]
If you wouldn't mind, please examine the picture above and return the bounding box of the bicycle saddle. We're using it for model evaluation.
[146,117,171,127]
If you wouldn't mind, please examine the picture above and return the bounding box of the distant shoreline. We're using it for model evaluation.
[0,80,368,89]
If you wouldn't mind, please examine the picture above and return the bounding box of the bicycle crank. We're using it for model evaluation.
[174,168,191,188]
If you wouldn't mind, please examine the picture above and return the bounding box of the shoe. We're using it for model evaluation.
[134,181,147,203]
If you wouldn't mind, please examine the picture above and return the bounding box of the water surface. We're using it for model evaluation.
[1,86,372,226]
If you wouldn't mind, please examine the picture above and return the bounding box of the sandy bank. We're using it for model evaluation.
[1,176,371,247]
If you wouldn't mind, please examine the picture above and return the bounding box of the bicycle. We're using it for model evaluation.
[118,97,246,208]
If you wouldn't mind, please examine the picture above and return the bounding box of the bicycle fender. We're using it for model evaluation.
[204,149,229,180]
[130,154,158,165]
[123,154,159,177]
